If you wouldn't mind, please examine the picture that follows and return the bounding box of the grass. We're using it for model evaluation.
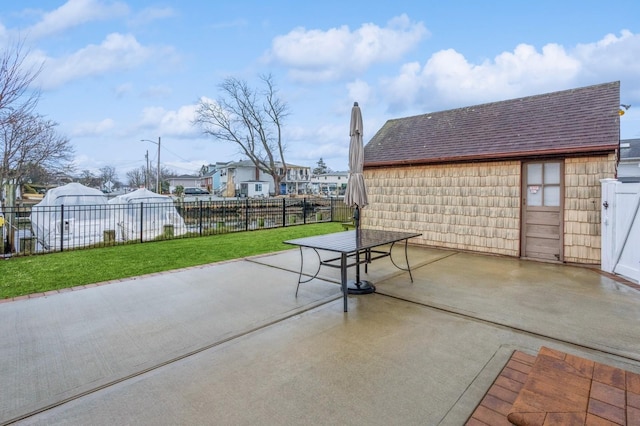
[1,222,343,299]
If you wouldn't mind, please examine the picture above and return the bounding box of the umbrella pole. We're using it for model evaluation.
[354,204,360,230]
[355,205,361,284]
[348,204,375,294]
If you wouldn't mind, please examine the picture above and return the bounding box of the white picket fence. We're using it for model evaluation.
[601,179,640,283]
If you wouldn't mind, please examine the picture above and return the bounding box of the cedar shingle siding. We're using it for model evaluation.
[364,162,522,256]
[362,82,620,264]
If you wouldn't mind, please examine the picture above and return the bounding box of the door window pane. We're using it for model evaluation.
[528,185,542,206]
[544,186,560,206]
[527,164,542,184]
[544,163,561,184]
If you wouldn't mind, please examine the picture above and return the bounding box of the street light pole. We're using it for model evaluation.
[145,150,149,189]
[156,136,161,193]
[141,137,161,193]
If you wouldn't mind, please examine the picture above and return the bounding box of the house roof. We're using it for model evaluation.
[621,138,640,160]
[364,81,621,167]
[219,160,309,169]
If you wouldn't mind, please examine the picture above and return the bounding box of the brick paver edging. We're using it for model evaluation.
[466,350,536,425]
[466,347,640,425]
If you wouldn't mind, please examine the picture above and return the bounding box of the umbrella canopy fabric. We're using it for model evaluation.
[345,102,368,209]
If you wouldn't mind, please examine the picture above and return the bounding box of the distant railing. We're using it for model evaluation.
[1,197,353,257]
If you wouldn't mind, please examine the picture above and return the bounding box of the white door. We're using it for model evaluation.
[601,180,640,282]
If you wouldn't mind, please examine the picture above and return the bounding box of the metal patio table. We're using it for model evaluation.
[284,229,422,312]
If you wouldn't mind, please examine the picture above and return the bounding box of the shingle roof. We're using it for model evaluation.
[364,81,621,167]
[621,138,640,160]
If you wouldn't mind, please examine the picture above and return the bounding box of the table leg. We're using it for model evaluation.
[404,239,414,283]
[388,239,415,283]
[341,252,348,312]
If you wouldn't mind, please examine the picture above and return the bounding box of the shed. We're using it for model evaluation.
[239,181,270,198]
[363,81,621,265]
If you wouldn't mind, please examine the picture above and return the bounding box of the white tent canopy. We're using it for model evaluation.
[108,188,187,241]
[30,182,109,250]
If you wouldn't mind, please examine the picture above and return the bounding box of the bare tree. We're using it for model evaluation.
[126,164,174,191]
[79,169,101,188]
[98,165,117,184]
[0,40,40,123]
[126,166,146,189]
[1,110,74,189]
[194,74,289,195]
[0,40,74,196]
[24,163,51,186]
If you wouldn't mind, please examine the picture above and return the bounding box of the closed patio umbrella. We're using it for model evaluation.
[344,101,373,294]
[345,101,368,223]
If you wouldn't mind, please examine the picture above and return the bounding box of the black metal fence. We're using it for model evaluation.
[1,197,354,257]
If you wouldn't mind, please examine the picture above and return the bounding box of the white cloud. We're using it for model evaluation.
[34,33,159,89]
[266,14,428,83]
[26,0,129,40]
[573,30,640,76]
[283,122,349,169]
[71,118,115,137]
[139,103,200,138]
[380,33,640,112]
[346,79,373,107]
[129,6,175,26]
[0,22,8,45]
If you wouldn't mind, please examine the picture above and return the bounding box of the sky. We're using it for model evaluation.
[1,0,639,182]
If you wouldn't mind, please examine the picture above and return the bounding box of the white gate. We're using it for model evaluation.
[601,179,640,283]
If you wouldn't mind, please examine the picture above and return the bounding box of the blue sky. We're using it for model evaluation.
[2,0,639,180]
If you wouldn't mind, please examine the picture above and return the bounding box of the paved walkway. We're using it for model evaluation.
[1,245,640,425]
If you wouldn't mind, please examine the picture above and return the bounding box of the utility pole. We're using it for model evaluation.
[141,137,161,193]
[156,137,161,193]
[145,150,149,189]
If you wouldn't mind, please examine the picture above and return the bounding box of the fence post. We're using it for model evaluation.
[282,198,286,227]
[199,200,203,236]
[245,199,249,230]
[330,197,334,222]
[60,204,65,252]
[303,198,307,224]
[139,202,144,243]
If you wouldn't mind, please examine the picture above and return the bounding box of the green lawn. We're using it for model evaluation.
[1,223,343,299]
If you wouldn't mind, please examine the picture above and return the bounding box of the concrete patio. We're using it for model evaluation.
[1,243,640,425]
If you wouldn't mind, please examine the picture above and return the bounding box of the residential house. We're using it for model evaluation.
[363,81,621,265]
[218,160,311,197]
[239,181,270,197]
[168,175,202,194]
[281,163,311,195]
[619,138,640,182]
[217,160,268,197]
[310,171,349,196]
[198,163,226,195]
